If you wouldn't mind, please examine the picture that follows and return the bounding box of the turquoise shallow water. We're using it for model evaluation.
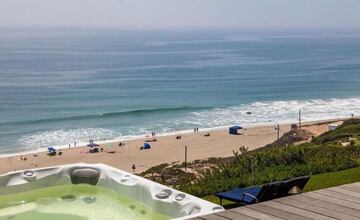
[0,29,360,152]
[0,184,170,220]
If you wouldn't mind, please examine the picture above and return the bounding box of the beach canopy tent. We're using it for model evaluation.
[328,124,338,131]
[143,143,151,149]
[87,143,99,147]
[229,126,243,135]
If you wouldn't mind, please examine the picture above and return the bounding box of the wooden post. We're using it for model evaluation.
[250,156,255,185]
[185,145,187,171]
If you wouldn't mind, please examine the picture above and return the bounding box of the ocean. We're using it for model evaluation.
[1,28,360,153]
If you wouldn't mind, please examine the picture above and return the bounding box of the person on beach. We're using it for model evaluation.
[132,164,136,173]
[74,142,76,147]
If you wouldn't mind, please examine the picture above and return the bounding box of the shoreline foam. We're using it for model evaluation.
[3,96,360,153]
[0,117,346,175]
[0,117,347,159]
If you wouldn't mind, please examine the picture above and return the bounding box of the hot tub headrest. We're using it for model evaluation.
[70,168,100,185]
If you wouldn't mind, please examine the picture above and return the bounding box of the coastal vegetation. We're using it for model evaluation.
[141,118,360,199]
[203,166,360,206]
[312,119,360,144]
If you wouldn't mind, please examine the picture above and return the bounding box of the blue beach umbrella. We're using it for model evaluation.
[48,146,56,153]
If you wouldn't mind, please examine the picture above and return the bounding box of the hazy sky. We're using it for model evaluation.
[0,0,360,30]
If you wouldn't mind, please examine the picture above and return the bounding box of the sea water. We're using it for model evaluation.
[1,29,360,152]
[0,184,170,220]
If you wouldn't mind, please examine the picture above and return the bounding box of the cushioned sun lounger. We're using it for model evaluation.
[215,186,262,205]
[215,175,310,206]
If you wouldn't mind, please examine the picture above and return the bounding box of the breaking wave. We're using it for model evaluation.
[15,97,360,151]
[19,128,119,150]
[183,97,360,127]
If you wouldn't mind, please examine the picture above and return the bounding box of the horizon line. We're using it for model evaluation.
[1,25,360,33]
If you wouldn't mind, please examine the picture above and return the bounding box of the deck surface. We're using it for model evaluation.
[190,182,360,220]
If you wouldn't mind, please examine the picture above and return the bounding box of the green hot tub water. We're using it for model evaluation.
[0,184,170,220]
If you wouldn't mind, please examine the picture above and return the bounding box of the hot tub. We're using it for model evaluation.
[0,163,224,220]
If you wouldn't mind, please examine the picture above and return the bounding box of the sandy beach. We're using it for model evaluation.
[0,119,344,175]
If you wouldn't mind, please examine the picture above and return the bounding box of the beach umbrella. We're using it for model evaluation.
[86,143,99,147]
[48,146,56,152]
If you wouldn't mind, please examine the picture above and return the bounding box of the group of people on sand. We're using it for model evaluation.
[19,154,40,161]
[194,127,211,136]
[19,155,27,161]
[68,142,77,149]
[145,138,157,142]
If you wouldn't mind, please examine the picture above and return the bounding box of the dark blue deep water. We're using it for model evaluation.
[1,29,360,152]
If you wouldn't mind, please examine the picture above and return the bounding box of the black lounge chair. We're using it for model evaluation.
[215,175,310,206]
